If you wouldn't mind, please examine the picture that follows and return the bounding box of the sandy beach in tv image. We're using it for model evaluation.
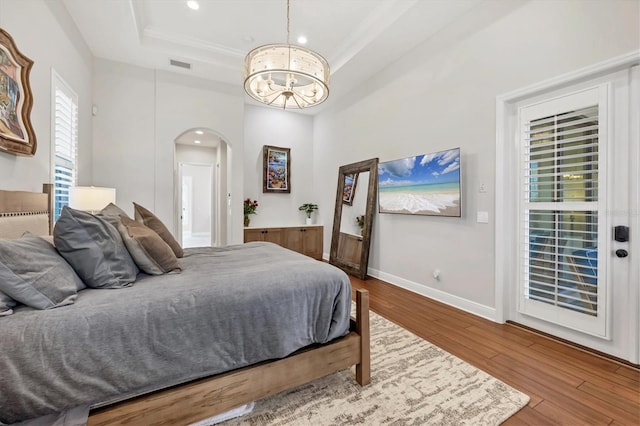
[378,148,461,217]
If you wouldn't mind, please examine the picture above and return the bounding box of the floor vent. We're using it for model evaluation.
[170,59,191,70]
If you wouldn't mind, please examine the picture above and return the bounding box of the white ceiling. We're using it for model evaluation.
[62,0,482,112]
[175,128,221,147]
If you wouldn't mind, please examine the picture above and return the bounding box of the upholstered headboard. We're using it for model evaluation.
[0,184,53,238]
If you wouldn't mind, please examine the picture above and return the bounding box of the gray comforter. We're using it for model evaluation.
[0,242,352,424]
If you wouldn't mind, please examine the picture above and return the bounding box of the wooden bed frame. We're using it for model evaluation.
[0,185,371,425]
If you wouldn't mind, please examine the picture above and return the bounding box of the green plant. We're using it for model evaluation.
[356,215,365,229]
[298,203,318,218]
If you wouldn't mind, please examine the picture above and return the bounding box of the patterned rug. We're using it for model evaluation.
[220,308,529,425]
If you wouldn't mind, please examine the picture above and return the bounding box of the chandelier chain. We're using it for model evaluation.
[286,0,290,45]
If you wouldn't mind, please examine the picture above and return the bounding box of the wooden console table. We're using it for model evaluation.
[244,225,323,260]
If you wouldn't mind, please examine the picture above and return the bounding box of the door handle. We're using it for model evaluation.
[615,249,628,258]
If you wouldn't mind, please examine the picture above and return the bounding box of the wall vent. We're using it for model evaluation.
[170,59,191,70]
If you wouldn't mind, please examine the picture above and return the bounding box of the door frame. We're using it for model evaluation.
[495,51,640,363]
[630,64,640,363]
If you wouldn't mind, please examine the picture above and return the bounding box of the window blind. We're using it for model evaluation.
[52,74,78,221]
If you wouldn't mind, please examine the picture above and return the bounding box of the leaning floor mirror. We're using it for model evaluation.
[329,158,378,280]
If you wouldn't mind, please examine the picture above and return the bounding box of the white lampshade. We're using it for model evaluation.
[69,186,116,213]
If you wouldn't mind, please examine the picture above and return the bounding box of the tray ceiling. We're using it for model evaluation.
[62,0,481,111]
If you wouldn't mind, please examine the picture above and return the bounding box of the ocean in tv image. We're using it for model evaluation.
[378,148,461,217]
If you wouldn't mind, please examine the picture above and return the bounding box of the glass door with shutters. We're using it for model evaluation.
[519,90,607,337]
[509,66,637,362]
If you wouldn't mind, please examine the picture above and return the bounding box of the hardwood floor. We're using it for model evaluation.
[349,275,640,425]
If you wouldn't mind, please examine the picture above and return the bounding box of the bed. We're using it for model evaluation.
[0,185,370,425]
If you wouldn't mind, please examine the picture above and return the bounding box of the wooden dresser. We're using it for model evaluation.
[244,225,323,260]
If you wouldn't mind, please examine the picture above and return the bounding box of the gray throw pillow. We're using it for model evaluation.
[0,290,17,316]
[54,206,139,289]
[0,233,84,311]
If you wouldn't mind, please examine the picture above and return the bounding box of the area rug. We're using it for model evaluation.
[220,308,530,425]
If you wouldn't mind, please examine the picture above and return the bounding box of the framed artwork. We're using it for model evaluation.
[378,147,461,217]
[0,29,36,156]
[342,173,358,205]
[263,145,291,193]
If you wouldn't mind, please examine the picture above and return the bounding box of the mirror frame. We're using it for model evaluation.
[329,158,378,280]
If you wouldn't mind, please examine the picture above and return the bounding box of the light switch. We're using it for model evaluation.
[477,211,489,223]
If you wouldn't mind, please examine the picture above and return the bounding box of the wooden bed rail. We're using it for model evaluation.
[356,288,371,385]
[88,289,370,426]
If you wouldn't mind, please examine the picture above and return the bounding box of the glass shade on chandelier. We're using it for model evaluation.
[243,44,330,109]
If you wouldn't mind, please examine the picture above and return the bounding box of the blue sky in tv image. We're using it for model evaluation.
[378,148,461,217]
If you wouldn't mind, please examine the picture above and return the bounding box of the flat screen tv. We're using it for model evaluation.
[378,147,461,217]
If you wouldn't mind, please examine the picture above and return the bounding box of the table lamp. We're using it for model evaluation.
[69,186,116,214]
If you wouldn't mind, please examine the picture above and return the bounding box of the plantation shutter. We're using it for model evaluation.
[518,86,608,337]
[52,72,78,221]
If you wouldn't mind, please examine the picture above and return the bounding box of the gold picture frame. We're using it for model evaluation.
[0,28,36,156]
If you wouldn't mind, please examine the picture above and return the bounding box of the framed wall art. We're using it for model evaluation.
[342,173,358,205]
[0,29,36,156]
[378,147,461,217]
[263,145,291,193]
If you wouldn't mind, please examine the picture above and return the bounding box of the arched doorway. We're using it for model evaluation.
[174,128,230,247]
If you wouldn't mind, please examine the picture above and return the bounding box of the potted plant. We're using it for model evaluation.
[298,203,318,225]
[356,215,365,236]
[244,198,258,227]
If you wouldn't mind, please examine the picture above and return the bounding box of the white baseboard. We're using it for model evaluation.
[366,267,498,323]
[322,254,497,322]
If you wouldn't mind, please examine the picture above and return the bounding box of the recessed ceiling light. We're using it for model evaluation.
[297,36,308,44]
[187,1,199,10]
[194,140,201,144]
[195,130,203,135]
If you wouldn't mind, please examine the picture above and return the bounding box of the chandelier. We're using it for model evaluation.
[243,0,330,109]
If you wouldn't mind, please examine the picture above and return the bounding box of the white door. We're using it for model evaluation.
[507,67,638,363]
[178,162,214,248]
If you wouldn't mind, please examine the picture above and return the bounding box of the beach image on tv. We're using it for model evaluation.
[378,148,461,217]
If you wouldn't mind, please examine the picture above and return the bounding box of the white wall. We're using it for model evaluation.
[0,0,92,190]
[314,0,640,316]
[243,105,316,227]
[92,59,245,243]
